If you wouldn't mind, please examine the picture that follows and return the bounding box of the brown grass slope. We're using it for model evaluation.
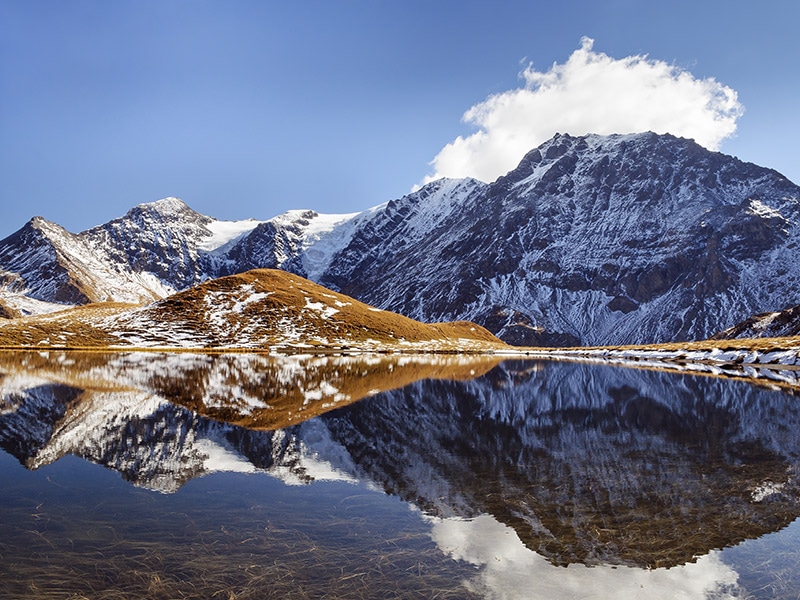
[0,350,505,431]
[0,298,21,319]
[0,269,507,351]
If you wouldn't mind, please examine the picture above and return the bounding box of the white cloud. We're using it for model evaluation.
[423,37,743,185]
[429,513,741,600]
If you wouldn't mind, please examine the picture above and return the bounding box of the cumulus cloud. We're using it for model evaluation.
[423,37,743,184]
[429,514,741,599]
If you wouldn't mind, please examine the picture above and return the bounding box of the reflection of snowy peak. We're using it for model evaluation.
[317,362,800,567]
[2,133,800,344]
[1,351,439,491]
[0,383,353,493]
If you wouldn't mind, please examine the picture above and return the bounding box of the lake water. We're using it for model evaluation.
[1,350,799,599]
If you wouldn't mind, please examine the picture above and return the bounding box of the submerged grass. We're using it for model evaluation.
[0,476,479,600]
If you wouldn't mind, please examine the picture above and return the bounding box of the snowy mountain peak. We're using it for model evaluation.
[27,215,56,229]
[318,132,800,344]
[23,215,71,237]
[135,196,192,214]
[122,196,210,227]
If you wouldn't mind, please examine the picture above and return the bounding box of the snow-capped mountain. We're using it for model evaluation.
[314,133,800,345]
[2,132,799,345]
[0,199,260,309]
[0,198,353,312]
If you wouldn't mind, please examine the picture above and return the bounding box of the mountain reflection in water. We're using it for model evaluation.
[1,350,800,597]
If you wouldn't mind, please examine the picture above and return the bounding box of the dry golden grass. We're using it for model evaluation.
[0,302,135,348]
[0,270,508,352]
[0,298,21,319]
[143,269,505,348]
[575,336,800,353]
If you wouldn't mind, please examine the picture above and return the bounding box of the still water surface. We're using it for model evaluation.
[1,351,799,599]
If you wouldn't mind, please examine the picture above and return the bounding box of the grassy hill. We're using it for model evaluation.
[0,269,508,352]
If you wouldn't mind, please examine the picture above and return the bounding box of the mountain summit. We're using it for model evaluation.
[1,132,798,345]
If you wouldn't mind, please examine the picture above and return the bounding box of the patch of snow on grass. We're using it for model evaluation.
[304,380,340,403]
[304,297,339,319]
[233,291,272,313]
[752,481,786,502]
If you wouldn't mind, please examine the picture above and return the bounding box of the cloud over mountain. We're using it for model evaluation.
[424,37,743,184]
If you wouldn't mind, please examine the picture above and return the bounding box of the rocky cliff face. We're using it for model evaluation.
[2,133,798,344]
[80,197,216,294]
[0,217,97,304]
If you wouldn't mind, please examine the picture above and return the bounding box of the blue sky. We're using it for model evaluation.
[1,0,798,238]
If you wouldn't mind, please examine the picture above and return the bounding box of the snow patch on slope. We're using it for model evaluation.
[0,293,70,316]
[293,211,361,281]
[198,218,264,253]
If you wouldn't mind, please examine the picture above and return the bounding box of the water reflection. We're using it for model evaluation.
[428,514,741,600]
[1,351,800,597]
[0,351,501,491]
[321,361,800,569]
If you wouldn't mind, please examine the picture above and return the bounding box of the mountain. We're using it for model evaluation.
[0,198,264,312]
[0,198,360,318]
[313,133,800,345]
[712,304,800,340]
[2,132,799,345]
[0,268,506,352]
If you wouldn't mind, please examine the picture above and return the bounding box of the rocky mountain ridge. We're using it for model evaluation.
[2,132,798,345]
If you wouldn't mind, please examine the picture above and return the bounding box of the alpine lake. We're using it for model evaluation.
[1,349,799,599]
